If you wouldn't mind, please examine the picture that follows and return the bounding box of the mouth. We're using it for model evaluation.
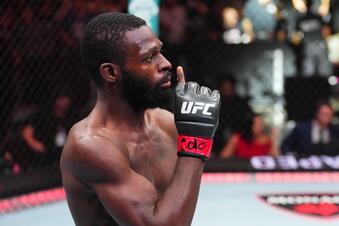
[159,73,172,88]
[160,81,171,88]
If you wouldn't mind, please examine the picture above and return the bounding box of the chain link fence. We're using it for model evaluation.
[0,0,338,213]
[0,0,100,198]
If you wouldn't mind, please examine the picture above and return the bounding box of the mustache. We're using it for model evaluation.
[156,71,172,86]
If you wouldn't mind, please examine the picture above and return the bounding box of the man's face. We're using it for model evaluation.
[252,116,264,136]
[120,26,173,111]
[316,105,334,127]
[222,8,239,29]
[53,96,71,118]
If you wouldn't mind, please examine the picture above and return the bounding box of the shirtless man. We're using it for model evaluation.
[60,12,220,226]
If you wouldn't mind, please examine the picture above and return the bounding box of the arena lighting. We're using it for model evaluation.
[266,3,277,14]
[257,0,277,14]
[328,75,338,86]
[251,155,339,170]
[258,0,271,5]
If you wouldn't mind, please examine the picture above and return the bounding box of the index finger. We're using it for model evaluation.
[176,66,186,84]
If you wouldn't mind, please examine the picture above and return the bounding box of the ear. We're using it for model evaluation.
[99,63,121,84]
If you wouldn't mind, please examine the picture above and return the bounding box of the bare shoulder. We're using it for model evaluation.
[60,120,129,184]
[150,107,174,122]
[147,108,177,137]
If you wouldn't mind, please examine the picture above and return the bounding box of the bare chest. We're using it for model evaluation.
[127,131,177,194]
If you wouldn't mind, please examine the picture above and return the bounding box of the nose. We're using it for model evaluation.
[158,53,172,72]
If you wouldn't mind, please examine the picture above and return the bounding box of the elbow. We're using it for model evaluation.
[149,211,192,226]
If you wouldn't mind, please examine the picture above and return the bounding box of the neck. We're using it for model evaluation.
[94,89,146,129]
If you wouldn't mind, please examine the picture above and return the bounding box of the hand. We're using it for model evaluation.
[33,142,46,153]
[174,66,220,161]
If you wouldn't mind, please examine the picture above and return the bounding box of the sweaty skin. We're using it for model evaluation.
[60,26,204,226]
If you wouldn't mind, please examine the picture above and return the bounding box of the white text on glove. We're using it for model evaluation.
[181,102,216,116]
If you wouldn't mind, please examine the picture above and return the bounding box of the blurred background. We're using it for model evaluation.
[1,0,339,218]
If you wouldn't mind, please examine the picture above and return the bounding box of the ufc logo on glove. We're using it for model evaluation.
[180,101,216,116]
[175,82,220,161]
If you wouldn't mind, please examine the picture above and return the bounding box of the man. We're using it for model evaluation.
[19,95,72,169]
[60,12,220,226]
[293,0,332,77]
[281,101,339,156]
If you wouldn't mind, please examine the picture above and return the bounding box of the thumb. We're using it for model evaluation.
[176,66,186,84]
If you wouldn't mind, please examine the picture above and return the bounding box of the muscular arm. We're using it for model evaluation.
[96,158,203,226]
[153,158,203,225]
[63,134,203,226]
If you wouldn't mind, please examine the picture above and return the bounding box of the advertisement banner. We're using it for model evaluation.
[204,155,339,172]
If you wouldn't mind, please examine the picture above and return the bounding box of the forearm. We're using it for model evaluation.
[220,136,236,159]
[94,156,205,226]
[152,157,204,226]
[22,125,45,152]
[149,78,220,225]
[220,145,234,159]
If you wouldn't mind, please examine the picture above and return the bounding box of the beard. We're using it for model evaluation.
[121,69,174,113]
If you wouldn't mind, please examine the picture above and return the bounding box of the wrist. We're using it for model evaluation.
[177,135,213,161]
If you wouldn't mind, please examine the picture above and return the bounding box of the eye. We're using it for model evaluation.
[143,54,155,63]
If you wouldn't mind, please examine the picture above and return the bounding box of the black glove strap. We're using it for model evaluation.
[177,151,207,162]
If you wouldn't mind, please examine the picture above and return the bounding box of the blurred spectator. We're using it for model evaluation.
[160,0,187,45]
[213,74,252,155]
[274,3,289,44]
[186,0,211,42]
[66,0,104,42]
[326,0,339,75]
[293,0,332,77]
[221,6,254,44]
[281,101,339,155]
[0,1,112,173]
[160,0,187,67]
[219,113,279,159]
[205,1,224,42]
[243,0,276,40]
[17,95,73,169]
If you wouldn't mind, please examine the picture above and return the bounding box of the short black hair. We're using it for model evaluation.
[80,12,146,86]
[239,112,260,143]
